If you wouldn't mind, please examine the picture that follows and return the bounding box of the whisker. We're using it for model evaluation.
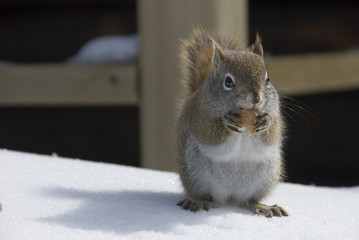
[281,96,319,122]
[283,105,310,128]
[280,95,318,129]
[282,107,302,129]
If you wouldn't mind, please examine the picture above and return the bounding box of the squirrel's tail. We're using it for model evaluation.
[179,29,216,97]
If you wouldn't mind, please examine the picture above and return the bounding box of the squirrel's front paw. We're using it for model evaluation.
[223,113,243,133]
[255,112,273,133]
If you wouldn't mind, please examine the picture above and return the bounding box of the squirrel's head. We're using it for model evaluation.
[202,35,277,117]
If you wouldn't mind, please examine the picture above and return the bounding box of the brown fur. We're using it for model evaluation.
[179,29,240,99]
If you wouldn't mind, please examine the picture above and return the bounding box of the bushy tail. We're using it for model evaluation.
[179,29,216,97]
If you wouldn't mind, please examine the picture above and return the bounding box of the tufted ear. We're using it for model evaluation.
[210,40,227,77]
[212,40,226,64]
[251,33,263,58]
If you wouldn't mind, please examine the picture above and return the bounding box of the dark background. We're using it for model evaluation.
[0,0,358,186]
[249,0,359,186]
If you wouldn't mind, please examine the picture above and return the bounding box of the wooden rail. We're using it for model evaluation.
[0,64,138,106]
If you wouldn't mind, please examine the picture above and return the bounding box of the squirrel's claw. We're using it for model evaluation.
[255,112,272,133]
[223,113,242,133]
[227,125,242,133]
[177,198,218,212]
[250,203,288,218]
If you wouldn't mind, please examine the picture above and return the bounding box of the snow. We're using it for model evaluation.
[1,35,139,65]
[68,34,139,64]
[0,149,358,240]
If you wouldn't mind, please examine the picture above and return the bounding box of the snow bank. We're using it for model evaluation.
[1,35,139,65]
[0,150,358,240]
[68,34,139,64]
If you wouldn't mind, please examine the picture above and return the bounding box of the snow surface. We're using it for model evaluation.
[0,149,358,240]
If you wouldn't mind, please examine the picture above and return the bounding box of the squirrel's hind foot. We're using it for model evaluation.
[177,198,218,212]
[249,203,288,218]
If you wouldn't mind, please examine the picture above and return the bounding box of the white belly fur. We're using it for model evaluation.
[185,132,281,204]
[198,132,279,163]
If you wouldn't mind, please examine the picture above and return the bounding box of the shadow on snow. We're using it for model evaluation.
[37,187,252,235]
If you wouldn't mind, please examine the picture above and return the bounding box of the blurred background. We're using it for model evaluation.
[0,0,358,186]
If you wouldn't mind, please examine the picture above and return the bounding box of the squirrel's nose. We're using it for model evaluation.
[252,92,260,105]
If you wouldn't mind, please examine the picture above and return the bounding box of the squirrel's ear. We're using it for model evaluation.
[251,34,263,57]
[212,40,225,66]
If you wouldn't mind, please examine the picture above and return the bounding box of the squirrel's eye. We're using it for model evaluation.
[223,74,235,91]
[266,77,270,86]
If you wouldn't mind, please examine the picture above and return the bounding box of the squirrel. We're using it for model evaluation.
[175,29,288,217]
